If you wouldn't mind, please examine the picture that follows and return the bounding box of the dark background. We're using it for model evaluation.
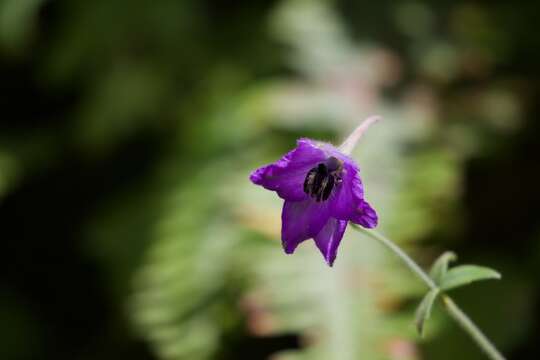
[1,0,539,359]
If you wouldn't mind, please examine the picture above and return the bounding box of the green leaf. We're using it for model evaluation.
[439,265,501,291]
[415,288,440,336]
[429,251,457,284]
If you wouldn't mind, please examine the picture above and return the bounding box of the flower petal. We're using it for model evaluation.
[328,161,365,220]
[250,138,326,201]
[281,199,331,254]
[313,218,348,266]
[350,200,378,228]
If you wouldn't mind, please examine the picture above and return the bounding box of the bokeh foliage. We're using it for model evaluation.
[1,0,540,359]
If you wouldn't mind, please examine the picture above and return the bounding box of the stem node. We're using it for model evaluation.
[352,225,506,360]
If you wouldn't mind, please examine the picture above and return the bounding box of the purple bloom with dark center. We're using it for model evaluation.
[250,117,380,266]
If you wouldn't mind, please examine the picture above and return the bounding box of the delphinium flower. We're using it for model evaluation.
[250,117,507,360]
[250,116,380,266]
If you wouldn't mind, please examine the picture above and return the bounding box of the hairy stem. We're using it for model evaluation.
[352,225,506,360]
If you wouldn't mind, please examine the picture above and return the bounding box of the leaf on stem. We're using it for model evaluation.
[429,251,457,284]
[415,288,440,336]
[439,265,501,291]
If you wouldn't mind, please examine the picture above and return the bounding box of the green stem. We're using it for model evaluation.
[352,225,506,360]
[442,296,505,360]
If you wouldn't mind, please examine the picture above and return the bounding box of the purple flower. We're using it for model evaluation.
[250,117,380,266]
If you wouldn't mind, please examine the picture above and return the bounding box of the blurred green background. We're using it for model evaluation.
[1,0,539,359]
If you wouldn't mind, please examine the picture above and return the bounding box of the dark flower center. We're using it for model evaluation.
[303,156,343,202]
